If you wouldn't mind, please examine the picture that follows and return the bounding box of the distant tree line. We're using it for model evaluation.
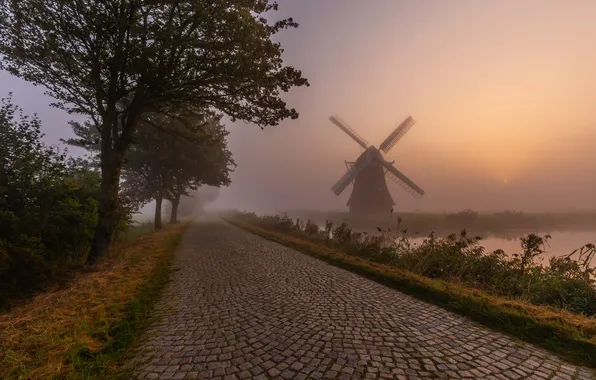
[0,0,308,306]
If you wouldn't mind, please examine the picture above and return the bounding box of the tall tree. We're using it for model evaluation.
[121,109,234,229]
[0,0,308,262]
[165,115,233,224]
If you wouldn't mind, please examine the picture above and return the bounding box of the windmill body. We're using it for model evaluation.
[347,147,394,213]
[329,115,425,214]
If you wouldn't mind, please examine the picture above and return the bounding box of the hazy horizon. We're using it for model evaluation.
[2,0,595,215]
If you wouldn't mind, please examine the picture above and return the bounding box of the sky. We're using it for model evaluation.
[1,0,595,214]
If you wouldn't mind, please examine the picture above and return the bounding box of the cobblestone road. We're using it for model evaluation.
[129,220,595,379]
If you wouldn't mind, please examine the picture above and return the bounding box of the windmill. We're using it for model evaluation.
[329,114,425,214]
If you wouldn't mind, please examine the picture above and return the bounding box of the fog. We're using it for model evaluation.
[2,0,595,215]
[214,0,596,214]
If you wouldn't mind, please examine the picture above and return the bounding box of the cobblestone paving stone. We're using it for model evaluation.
[129,220,596,379]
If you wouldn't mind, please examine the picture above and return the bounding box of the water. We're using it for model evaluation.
[407,230,596,263]
[316,222,596,264]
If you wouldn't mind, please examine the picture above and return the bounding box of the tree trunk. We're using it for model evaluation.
[86,97,142,265]
[169,193,181,224]
[155,192,163,230]
[87,153,121,264]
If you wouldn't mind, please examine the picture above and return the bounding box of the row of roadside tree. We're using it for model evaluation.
[0,0,308,306]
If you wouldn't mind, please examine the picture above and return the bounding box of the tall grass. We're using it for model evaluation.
[0,222,188,379]
[231,211,596,317]
[290,209,596,237]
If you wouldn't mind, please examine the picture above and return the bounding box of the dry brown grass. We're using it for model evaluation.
[0,222,188,379]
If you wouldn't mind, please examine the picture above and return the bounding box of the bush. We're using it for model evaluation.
[232,211,596,317]
[0,96,99,308]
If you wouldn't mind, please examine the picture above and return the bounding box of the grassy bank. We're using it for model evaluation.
[225,216,596,368]
[0,222,188,379]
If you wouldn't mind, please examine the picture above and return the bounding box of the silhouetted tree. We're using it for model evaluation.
[0,0,308,262]
[121,109,234,229]
[166,117,232,224]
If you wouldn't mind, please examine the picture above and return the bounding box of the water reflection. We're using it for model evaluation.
[408,231,596,262]
[316,223,596,264]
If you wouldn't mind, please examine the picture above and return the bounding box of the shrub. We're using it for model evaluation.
[232,211,596,317]
[0,96,99,308]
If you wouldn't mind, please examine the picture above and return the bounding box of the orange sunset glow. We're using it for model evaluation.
[1,0,594,213]
[208,0,596,213]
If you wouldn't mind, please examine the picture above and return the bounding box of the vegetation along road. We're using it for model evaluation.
[128,219,595,379]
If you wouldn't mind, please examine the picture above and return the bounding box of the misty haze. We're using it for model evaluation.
[216,1,595,258]
[2,0,596,378]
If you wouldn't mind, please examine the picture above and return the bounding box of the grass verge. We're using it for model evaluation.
[225,217,596,368]
[0,222,188,379]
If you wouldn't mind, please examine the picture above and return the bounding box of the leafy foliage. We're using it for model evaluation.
[232,211,596,316]
[0,96,99,308]
[128,111,232,197]
[120,109,234,227]
[0,0,309,125]
[0,0,308,261]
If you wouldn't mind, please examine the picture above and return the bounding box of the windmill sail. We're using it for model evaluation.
[329,115,369,149]
[327,112,423,212]
[382,162,425,197]
[331,154,371,195]
[379,116,415,154]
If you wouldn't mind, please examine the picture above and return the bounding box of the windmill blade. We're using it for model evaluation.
[382,161,425,198]
[379,116,416,154]
[329,114,369,149]
[331,154,372,195]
